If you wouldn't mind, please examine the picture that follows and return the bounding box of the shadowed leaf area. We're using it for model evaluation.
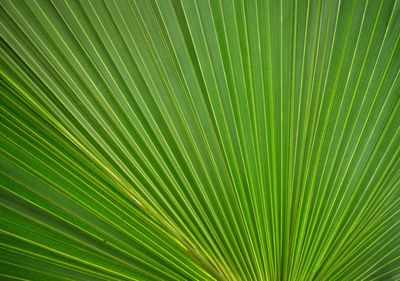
[1,0,399,280]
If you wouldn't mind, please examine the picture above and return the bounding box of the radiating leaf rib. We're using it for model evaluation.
[1,0,399,280]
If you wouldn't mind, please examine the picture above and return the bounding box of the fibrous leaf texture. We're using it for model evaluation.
[1,0,399,280]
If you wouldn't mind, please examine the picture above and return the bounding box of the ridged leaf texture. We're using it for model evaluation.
[1,0,399,280]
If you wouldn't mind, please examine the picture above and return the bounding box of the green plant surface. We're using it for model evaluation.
[1,0,399,280]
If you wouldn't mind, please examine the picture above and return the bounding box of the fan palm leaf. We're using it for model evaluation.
[1,0,399,280]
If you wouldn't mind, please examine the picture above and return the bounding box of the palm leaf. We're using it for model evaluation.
[1,0,399,280]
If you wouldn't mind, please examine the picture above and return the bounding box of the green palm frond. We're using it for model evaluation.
[1,0,399,280]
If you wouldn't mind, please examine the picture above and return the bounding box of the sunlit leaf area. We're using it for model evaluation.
[1,0,399,280]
